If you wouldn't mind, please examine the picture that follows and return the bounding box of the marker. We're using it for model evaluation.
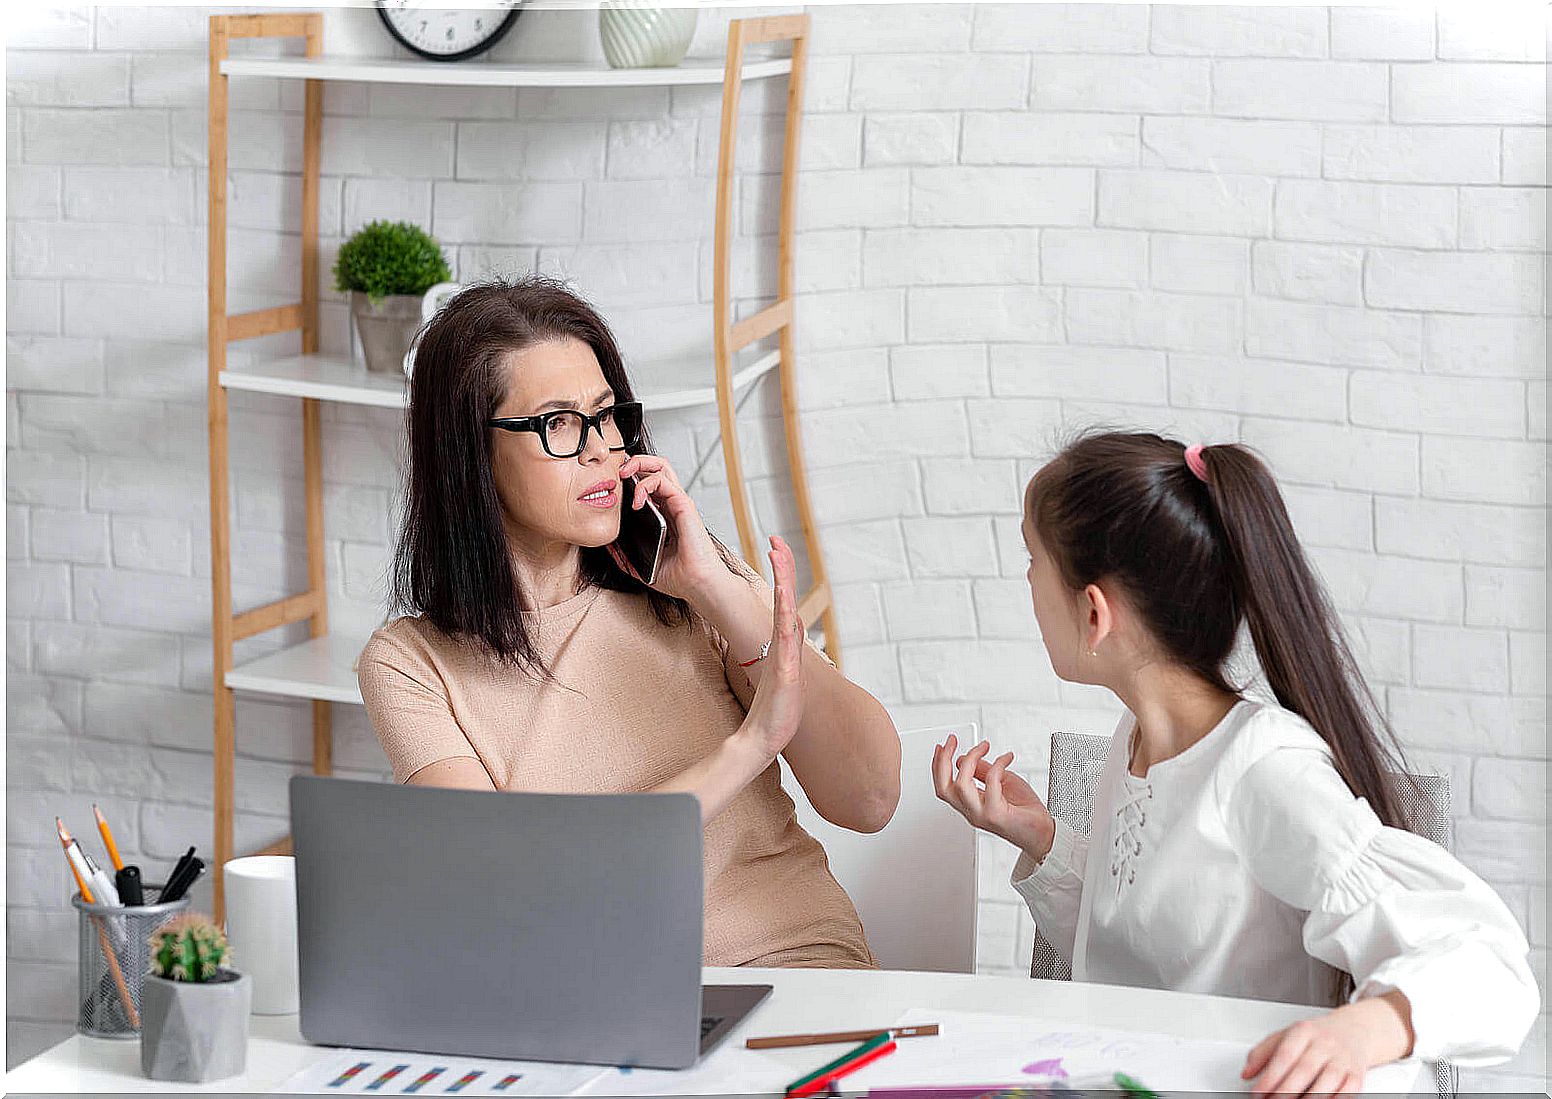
[114,865,145,906]
[1113,1072,1158,1099]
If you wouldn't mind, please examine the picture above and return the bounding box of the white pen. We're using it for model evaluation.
[81,846,121,908]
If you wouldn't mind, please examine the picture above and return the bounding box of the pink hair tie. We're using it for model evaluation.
[1184,444,1209,483]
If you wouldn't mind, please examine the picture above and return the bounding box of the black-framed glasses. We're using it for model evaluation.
[487,401,644,459]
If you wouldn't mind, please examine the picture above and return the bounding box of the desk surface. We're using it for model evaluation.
[5,966,1424,1094]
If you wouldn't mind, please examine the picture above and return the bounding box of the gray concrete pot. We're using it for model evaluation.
[140,970,250,1083]
[350,291,423,375]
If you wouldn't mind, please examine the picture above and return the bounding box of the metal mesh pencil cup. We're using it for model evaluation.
[71,887,190,1038]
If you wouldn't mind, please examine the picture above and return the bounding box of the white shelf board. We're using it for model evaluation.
[224,615,827,706]
[226,633,366,705]
[219,349,780,413]
[219,55,790,88]
[220,354,407,408]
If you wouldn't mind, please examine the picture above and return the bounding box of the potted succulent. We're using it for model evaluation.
[334,220,453,375]
[140,913,251,1083]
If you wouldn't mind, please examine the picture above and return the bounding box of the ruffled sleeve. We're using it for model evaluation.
[1223,740,1539,1066]
[1010,819,1089,965]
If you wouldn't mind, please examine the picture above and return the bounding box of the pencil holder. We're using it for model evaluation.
[72,887,189,1039]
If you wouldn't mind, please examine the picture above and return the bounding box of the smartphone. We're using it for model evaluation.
[615,476,667,586]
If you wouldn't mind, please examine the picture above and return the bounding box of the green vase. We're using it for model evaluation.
[599,2,698,69]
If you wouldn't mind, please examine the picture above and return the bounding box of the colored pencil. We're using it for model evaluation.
[748,1024,939,1049]
[784,1032,893,1097]
[788,1038,897,1097]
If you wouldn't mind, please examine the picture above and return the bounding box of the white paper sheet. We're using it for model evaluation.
[276,1048,611,1097]
[574,1045,796,1096]
[842,1008,1424,1096]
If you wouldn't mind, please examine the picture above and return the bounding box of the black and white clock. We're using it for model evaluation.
[375,2,525,62]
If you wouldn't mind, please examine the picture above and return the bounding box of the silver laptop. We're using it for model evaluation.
[290,776,771,1070]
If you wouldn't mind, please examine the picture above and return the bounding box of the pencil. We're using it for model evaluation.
[783,1032,892,1097]
[92,804,125,872]
[57,818,140,1029]
[788,1038,897,1098]
[748,1024,939,1050]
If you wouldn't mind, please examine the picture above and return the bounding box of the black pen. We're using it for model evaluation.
[160,855,205,904]
[158,847,198,903]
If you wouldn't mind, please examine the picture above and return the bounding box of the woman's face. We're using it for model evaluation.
[1021,507,1089,684]
[489,337,626,554]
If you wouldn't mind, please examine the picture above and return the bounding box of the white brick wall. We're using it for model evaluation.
[5,3,1547,1085]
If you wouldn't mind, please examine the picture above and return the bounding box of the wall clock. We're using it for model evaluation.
[376,2,524,62]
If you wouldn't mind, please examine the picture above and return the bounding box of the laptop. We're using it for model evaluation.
[290,776,772,1070]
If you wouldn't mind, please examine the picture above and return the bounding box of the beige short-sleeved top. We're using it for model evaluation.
[356,584,876,970]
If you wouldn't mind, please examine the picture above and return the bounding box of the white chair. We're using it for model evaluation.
[782,724,980,973]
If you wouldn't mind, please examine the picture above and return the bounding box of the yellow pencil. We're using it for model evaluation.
[92,804,125,872]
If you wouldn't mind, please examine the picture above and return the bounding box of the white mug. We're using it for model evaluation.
[223,855,300,1015]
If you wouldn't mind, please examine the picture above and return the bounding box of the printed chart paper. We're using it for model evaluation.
[277,1048,609,1096]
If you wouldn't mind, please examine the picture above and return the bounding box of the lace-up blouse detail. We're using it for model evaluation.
[1109,777,1153,897]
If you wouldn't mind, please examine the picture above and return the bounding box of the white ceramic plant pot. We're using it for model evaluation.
[140,970,251,1083]
[599,2,698,69]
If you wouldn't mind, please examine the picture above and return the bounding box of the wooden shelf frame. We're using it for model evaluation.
[205,12,836,921]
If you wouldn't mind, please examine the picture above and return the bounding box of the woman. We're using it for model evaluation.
[358,275,901,970]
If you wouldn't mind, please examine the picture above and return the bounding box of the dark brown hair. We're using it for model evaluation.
[391,274,737,673]
[1026,429,1417,833]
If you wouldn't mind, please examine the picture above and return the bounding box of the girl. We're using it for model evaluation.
[933,431,1538,1095]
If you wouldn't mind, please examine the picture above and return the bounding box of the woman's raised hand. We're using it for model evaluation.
[607,454,723,601]
[738,535,806,762]
[931,735,1057,863]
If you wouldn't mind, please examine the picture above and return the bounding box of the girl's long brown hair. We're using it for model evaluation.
[1027,429,1417,833]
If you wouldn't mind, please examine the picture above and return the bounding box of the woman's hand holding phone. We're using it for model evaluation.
[607,454,724,602]
[931,736,1057,863]
[736,535,806,762]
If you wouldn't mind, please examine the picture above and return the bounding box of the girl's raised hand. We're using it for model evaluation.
[931,735,1056,863]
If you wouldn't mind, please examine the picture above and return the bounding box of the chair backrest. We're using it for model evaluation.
[784,724,980,973]
[1030,728,1456,981]
[1031,731,1108,981]
[1398,772,1452,850]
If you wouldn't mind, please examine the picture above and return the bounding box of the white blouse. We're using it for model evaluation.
[1013,698,1539,1066]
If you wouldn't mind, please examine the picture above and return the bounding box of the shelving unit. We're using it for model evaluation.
[206,12,837,920]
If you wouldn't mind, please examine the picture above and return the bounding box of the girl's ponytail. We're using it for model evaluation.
[1193,443,1415,831]
[1028,430,1417,834]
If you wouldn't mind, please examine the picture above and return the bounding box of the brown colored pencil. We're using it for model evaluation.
[747,1024,939,1050]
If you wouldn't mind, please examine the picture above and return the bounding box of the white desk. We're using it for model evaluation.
[5,967,1425,1094]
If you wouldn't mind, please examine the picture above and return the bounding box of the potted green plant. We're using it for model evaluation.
[140,913,251,1083]
[334,220,452,375]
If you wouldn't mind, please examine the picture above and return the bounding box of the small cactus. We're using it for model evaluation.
[148,913,231,983]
